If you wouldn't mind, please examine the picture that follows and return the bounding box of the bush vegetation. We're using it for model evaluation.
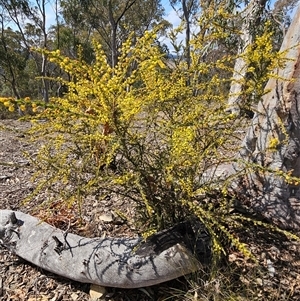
[0,7,298,297]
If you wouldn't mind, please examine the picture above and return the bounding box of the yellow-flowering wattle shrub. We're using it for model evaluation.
[24,30,238,244]
[17,11,294,263]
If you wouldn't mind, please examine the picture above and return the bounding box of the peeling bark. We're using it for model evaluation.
[203,4,300,231]
[235,3,300,230]
[0,210,210,288]
[227,0,267,115]
[222,3,300,230]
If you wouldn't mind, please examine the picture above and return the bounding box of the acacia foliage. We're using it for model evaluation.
[0,6,291,258]
[20,42,221,238]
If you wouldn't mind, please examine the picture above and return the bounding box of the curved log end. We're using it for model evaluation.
[0,210,211,288]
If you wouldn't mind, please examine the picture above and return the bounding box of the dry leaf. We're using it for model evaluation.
[99,213,113,223]
[89,284,106,300]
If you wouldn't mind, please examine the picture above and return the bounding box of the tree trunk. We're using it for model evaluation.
[232,3,300,230]
[39,0,49,103]
[227,0,267,115]
[182,0,191,69]
[0,210,210,288]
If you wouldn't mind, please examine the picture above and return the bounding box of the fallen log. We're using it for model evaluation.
[0,210,210,288]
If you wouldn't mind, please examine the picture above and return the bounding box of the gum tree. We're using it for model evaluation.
[233,3,300,230]
[0,0,55,102]
[227,0,268,115]
[60,0,167,67]
[169,0,199,67]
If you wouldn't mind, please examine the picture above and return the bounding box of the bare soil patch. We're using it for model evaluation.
[1,119,300,301]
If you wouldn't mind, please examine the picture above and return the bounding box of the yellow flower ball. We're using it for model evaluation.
[19,105,26,111]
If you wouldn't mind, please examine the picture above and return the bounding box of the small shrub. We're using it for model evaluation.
[3,7,295,265]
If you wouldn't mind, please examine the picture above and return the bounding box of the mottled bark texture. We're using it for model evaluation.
[234,4,300,230]
[227,0,267,115]
[0,210,210,288]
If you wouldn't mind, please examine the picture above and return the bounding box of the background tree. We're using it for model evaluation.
[0,0,56,102]
[169,0,199,68]
[0,25,28,99]
[58,0,93,60]
[60,0,167,67]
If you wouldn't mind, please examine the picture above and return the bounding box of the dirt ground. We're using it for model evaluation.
[0,118,201,301]
[1,119,300,301]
